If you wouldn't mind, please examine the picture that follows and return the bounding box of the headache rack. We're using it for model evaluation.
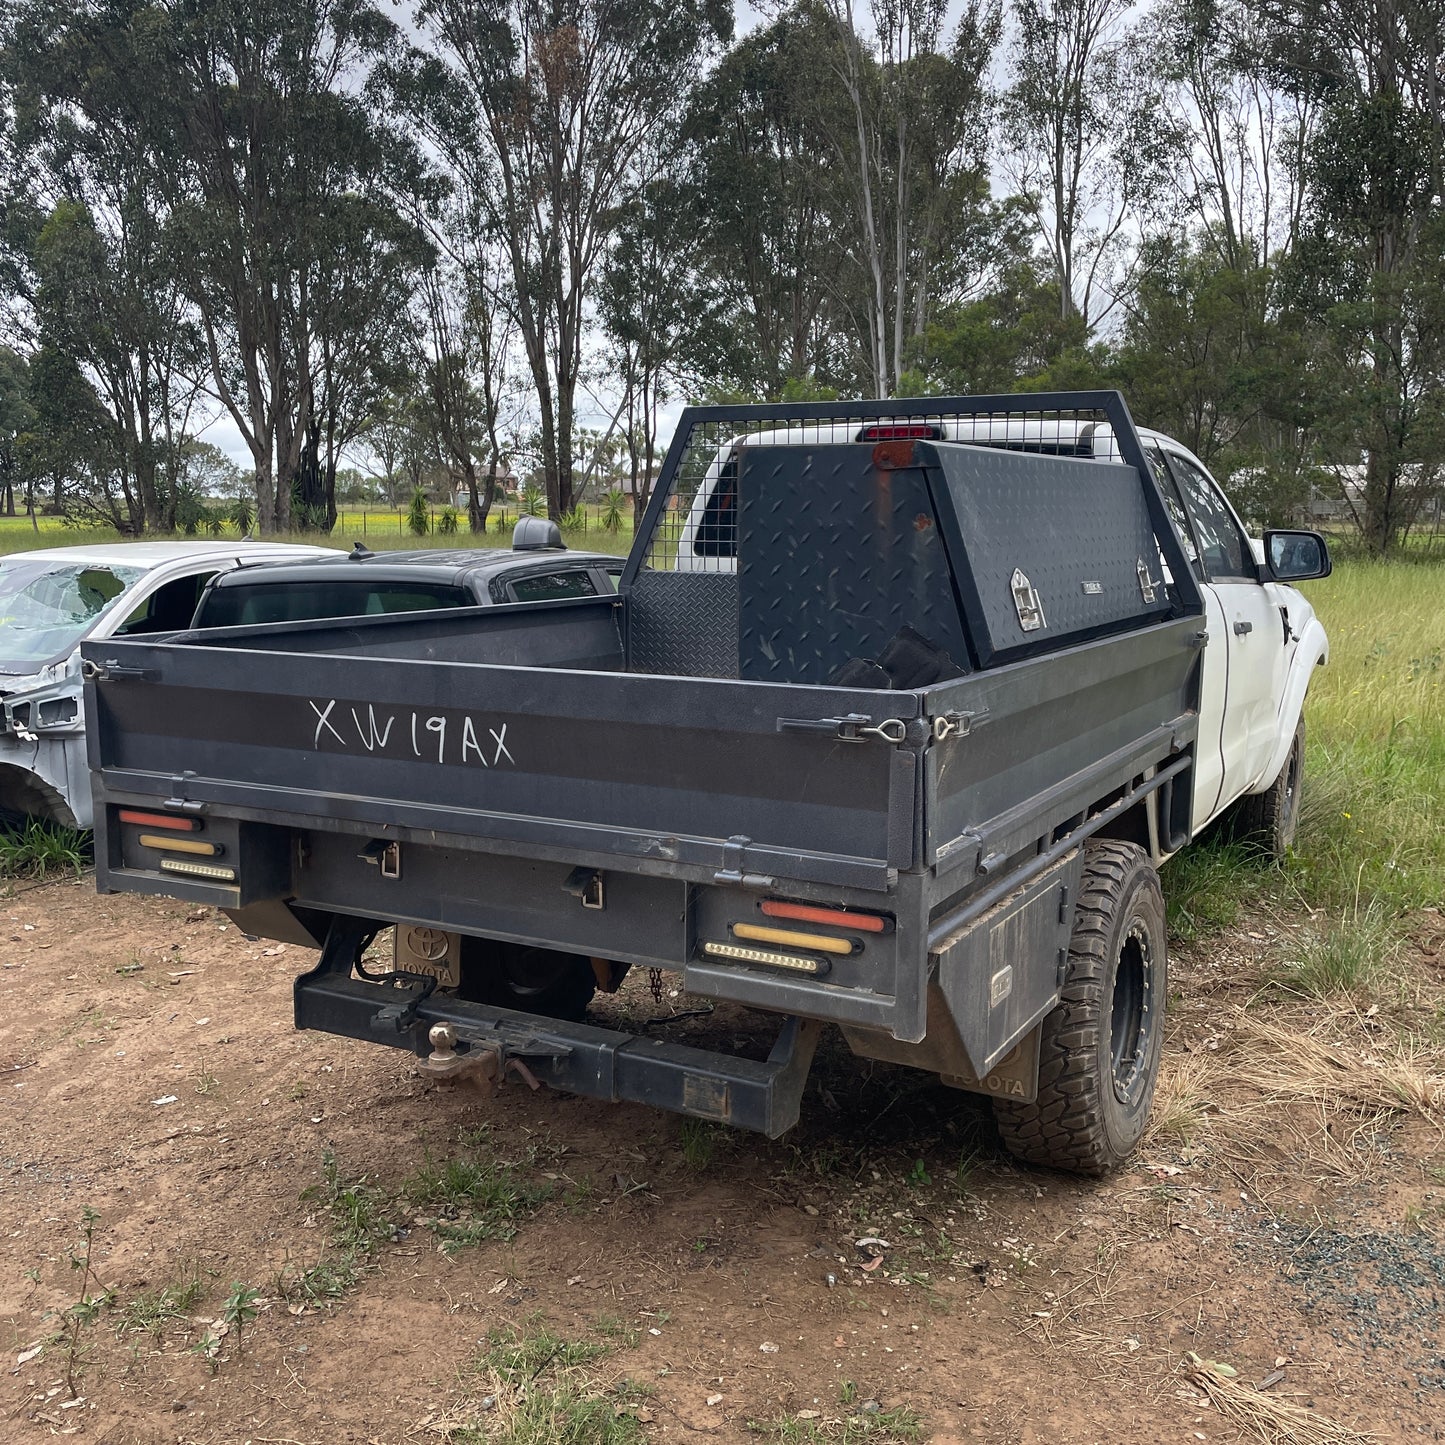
[618,390,1203,683]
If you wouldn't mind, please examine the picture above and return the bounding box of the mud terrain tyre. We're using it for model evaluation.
[1231,717,1304,859]
[993,840,1166,1176]
[457,938,597,1022]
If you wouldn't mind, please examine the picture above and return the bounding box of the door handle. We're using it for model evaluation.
[1233,620,1253,635]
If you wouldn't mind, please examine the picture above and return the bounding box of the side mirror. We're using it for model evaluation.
[1263,529,1331,582]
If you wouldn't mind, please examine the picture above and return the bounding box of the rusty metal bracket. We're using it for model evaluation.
[417,1024,553,1096]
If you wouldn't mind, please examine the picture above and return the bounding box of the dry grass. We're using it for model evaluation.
[1144,996,1445,1188]
[1142,1049,1223,1153]
[1183,1354,1374,1445]
[1233,1013,1445,1128]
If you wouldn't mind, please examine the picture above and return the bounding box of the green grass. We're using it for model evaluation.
[678,1116,720,1171]
[1163,559,1443,967]
[453,1321,641,1445]
[1164,839,1262,940]
[113,1267,204,1337]
[0,819,91,879]
[309,1148,393,1254]
[482,1320,609,1377]
[0,508,637,557]
[273,1253,360,1306]
[749,1405,924,1443]
[404,1149,551,1254]
[1287,559,1444,915]
[1267,897,1401,999]
[1159,557,1444,1019]
[591,1313,641,1348]
[276,1150,392,1309]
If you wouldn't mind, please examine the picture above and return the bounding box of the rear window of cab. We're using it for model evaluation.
[195,579,473,628]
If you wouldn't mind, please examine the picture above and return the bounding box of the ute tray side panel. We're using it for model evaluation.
[923,619,1201,870]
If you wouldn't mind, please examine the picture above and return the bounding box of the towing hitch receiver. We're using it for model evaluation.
[292,919,823,1136]
[418,1022,548,1095]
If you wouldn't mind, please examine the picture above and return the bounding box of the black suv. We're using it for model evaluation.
[192,524,623,630]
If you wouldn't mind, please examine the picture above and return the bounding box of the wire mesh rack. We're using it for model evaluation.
[633,394,1141,578]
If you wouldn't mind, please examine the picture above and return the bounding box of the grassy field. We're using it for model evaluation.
[1168,557,1444,1002]
[0,508,637,557]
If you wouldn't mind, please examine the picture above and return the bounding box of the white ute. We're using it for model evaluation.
[676,416,1329,853]
[0,540,330,828]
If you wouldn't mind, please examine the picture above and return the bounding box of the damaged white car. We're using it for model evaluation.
[0,541,328,828]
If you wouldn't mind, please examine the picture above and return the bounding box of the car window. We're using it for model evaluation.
[116,571,221,636]
[1163,452,1254,582]
[502,568,600,604]
[196,579,473,628]
[1145,447,1200,574]
[0,561,144,668]
[600,566,622,593]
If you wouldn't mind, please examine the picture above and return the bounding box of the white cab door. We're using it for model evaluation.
[1144,447,1226,832]
[1161,449,1287,819]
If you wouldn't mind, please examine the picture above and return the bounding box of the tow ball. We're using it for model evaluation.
[417,1023,543,1096]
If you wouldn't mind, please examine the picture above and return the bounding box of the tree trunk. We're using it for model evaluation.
[255,452,277,532]
[462,458,482,533]
[475,459,498,532]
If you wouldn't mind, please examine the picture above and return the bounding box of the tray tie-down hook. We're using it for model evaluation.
[776,713,906,743]
[418,1023,549,1097]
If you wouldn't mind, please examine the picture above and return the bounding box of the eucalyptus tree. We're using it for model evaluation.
[1147,0,1316,277]
[407,0,731,519]
[812,0,1001,394]
[1253,0,1444,551]
[153,0,424,532]
[0,346,36,517]
[1003,0,1147,329]
[294,192,426,532]
[684,7,842,396]
[599,166,719,521]
[415,239,517,534]
[4,0,202,531]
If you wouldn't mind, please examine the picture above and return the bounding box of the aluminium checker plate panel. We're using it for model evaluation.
[924,441,1173,667]
[735,444,972,684]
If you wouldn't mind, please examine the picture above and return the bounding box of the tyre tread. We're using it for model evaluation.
[993,840,1165,1176]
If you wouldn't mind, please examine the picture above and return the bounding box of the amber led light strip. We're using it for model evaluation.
[138,834,221,857]
[732,922,856,956]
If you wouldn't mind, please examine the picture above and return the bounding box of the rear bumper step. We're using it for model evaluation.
[293,969,822,1138]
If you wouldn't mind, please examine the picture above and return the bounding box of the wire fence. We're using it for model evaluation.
[341,503,634,539]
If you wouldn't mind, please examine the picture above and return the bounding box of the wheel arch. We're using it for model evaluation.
[0,761,81,829]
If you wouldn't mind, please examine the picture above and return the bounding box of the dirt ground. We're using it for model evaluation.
[3,877,1443,1445]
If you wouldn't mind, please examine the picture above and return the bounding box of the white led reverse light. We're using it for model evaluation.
[700,940,828,975]
[159,858,238,882]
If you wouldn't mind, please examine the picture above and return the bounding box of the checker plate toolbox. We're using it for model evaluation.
[84,392,1204,1136]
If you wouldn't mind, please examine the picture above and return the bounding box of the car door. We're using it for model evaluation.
[1161,448,1286,820]
[1143,446,1228,833]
